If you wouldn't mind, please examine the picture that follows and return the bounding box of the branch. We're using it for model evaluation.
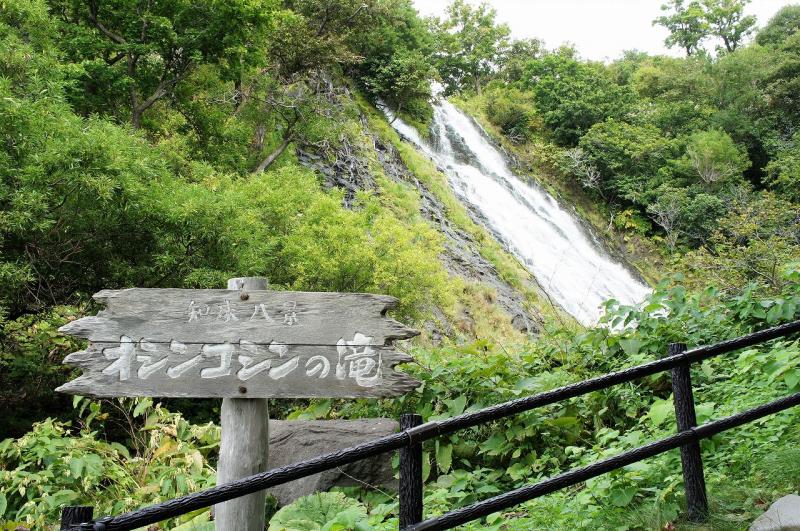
[88,1,126,45]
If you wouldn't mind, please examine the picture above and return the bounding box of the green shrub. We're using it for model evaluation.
[0,399,219,528]
[268,492,370,531]
[485,88,539,144]
[0,306,84,439]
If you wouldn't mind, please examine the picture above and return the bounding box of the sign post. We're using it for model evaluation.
[217,277,270,531]
[57,281,419,530]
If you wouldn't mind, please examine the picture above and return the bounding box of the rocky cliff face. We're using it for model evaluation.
[296,114,541,337]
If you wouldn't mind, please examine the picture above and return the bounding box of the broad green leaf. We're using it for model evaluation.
[133,397,153,418]
[767,303,783,323]
[619,338,644,356]
[172,511,214,531]
[480,433,506,455]
[610,486,637,507]
[486,512,502,524]
[550,416,578,427]
[69,457,84,478]
[649,399,673,427]
[695,402,716,423]
[785,369,800,391]
[436,442,453,474]
[0,492,6,518]
[514,377,540,392]
[444,395,467,416]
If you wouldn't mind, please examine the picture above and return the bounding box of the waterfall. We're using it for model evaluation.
[385,99,651,325]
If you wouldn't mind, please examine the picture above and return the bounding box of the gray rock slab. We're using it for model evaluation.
[750,495,800,531]
[266,419,399,506]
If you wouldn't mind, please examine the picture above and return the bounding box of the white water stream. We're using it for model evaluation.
[386,99,650,325]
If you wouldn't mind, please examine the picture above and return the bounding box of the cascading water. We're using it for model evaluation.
[386,99,651,325]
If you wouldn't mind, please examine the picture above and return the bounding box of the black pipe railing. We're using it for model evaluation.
[406,392,800,530]
[60,319,800,531]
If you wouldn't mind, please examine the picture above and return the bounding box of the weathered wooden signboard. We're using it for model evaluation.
[57,288,420,398]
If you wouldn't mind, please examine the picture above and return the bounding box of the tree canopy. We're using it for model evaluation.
[431,0,510,95]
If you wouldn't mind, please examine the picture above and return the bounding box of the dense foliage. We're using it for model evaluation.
[458,1,800,292]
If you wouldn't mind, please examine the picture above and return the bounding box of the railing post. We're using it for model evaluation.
[399,413,423,529]
[668,342,708,521]
[60,506,93,530]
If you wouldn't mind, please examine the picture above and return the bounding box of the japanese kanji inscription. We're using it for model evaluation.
[56,288,420,398]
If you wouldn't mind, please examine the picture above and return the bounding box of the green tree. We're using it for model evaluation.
[709,45,772,179]
[354,0,437,120]
[646,186,726,248]
[764,33,800,138]
[578,119,676,203]
[432,0,510,95]
[677,130,750,186]
[49,0,276,128]
[654,0,710,56]
[485,87,538,144]
[523,54,636,146]
[756,4,800,47]
[682,192,800,291]
[499,38,545,83]
[764,132,800,201]
[363,47,436,118]
[702,0,757,52]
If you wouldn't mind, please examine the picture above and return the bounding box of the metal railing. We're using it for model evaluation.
[60,319,800,531]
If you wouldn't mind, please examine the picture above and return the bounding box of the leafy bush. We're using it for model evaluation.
[579,119,677,204]
[764,132,800,201]
[0,399,219,528]
[330,271,800,529]
[521,53,636,145]
[484,87,539,144]
[680,192,800,292]
[0,306,84,439]
[268,492,370,531]
[676,130,750,187]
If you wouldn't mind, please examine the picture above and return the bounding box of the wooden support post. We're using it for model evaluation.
[216,277,270,531]
[60,506,93,530]
[399,413,424,529]
[668,342,708,522]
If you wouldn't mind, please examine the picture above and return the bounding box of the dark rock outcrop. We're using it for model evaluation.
[266,419,398,506]
[750,495,800,531]
[297,137,373,209]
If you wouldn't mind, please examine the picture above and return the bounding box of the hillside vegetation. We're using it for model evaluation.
[1,0,799,530]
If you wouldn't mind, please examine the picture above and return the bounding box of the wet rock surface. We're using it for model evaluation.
[296,121,542,334]
[372,136,541,334]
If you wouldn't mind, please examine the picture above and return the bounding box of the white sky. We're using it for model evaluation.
[413,0,795,61]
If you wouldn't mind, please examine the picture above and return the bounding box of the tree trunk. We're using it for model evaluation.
[253,132,294,174]
[131,107,142,129]
[234,78,244,111]
[724,38,735,53]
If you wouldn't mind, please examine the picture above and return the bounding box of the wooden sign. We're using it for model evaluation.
[57,288,420,398]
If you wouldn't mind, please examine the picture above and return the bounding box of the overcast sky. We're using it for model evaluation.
[413,0,795,61]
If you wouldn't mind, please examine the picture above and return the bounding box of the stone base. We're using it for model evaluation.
[750,495,800,531]
[266,419,399,506]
